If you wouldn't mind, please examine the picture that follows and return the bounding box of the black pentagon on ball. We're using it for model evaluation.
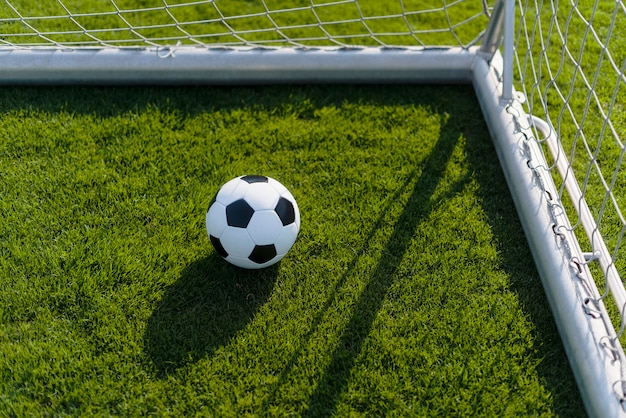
[274,197,296,226]
[249,244,277,264]
[210,235,229,258]
[226,199,255,228]
[242,174,268,184]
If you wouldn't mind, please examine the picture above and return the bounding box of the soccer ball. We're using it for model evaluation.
[206,175,301,269]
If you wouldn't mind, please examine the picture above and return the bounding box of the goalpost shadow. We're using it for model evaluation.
[256,86,584,417]
[241,98,471,415]
[299,102,471,417]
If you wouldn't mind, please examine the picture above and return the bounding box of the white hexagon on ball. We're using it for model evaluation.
[215,177,249,205]
[206,202,227,237]
[275,223,300,256]
[247,211,284,245]
[206,175,300,269]
[220,227,256,259]
[244,182,280,211]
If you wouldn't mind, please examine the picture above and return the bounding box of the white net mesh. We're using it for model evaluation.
[0,0,491,49]
[515,0,626,331]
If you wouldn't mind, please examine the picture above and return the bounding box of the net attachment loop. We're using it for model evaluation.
[601,336,621,363]
[157,41,182,58]
[583,297,603,319]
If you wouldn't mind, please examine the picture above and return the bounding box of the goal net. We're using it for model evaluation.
[1,0,624,415]
[0,0,489,48]
[0,1,493,84]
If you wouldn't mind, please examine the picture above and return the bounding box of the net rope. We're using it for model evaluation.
[0,0,490,49]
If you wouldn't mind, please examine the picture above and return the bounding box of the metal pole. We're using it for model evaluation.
[479,0,506,59]
[502,0,515,101]
[0,47,477,85]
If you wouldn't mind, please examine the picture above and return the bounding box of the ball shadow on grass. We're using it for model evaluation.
[144,252,279,377]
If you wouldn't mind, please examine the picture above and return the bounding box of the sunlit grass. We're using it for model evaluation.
[0,84,584,416]
[2,0,621,416]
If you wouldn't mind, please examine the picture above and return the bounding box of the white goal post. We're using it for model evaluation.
[2,1,625,416]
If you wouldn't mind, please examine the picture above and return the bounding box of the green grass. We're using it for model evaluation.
[4,0,624,416]
[0,85,584,416]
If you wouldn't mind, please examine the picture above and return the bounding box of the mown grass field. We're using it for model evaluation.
[3,0,621,416]
[0,84,585,416]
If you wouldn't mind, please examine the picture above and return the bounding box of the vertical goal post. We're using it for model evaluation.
[1,0,625,416]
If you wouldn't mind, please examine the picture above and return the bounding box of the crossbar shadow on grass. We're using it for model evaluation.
[287,105,584,416]
[260,111,468,416]
[303,116,466,416]
[144,253,278,377]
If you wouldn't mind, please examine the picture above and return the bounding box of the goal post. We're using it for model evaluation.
[2,0,625,416]
[0,0,491,84]
[0,47,478,85]
[474,50,626,418]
